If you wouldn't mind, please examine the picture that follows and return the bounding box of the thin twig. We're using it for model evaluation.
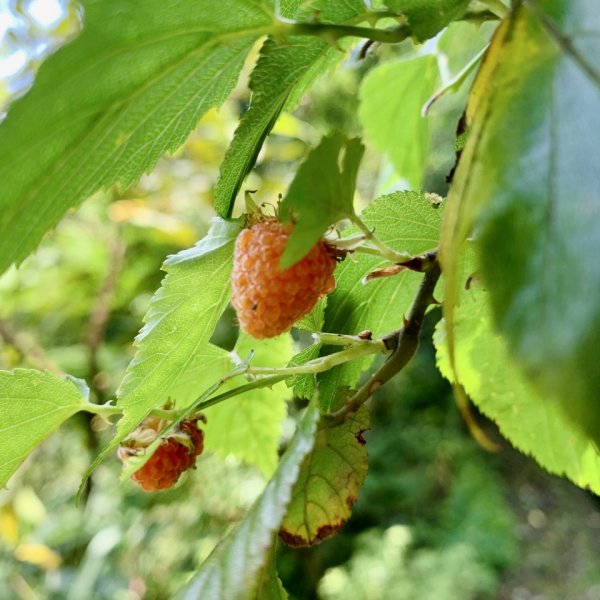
[0,319,62,374]
[85,236,126,403]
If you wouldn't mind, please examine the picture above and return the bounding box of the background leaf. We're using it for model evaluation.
[439,0,600,442]
[0,370,87,488]
[280,405,369,547]
[359,55,439,190]
[0,0,272,275]
[434,274,600,495]
[204,333,294,477]
[318,192,444,410]
[279,133,364,267]
[178,400,319,600]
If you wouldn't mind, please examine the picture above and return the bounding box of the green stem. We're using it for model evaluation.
[349,214,413,264]
[80,341,384,420]
[194,375,289,412]
[423,43,489,116]
[247,342,384,377]
[81,402,182,420]
[277,21,411,44]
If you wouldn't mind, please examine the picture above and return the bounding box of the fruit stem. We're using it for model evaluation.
[277,20,411,45]
[348,214,413,264]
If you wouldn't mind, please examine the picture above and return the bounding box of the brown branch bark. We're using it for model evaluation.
[324,257,441,426]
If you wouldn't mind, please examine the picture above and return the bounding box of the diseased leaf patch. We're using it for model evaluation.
[279,405,370,547]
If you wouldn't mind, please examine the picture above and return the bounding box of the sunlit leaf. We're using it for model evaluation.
[0,370,87,488]
[295,296,327,333]
[0,0,273,274]
[214,0,368,219]
[178,400,319,600]
[434,278,600,495]
[287,343,322,400]
[280,405,369,546]
[204,333,294,477]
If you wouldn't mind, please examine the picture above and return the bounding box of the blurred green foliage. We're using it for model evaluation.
[1,3,599,599]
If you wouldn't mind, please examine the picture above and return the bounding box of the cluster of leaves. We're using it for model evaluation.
[0,0,598,598]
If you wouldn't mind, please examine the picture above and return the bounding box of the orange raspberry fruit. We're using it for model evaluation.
[231,220,337,339]
[118,417,204,491]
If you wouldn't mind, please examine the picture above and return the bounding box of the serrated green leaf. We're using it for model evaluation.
[434,281,600,495]
[251,543,289,599]
[81,218,241,487]
[383,0,470,41]
[295,296,327,333]
[0,0,273,275]
[177,400,319,600]
[204,333,294,477]
[280,405,369,546]
[280,133,365,268]
[0,370,87,488]
[287,343,322,400]
[214,0,367,219]
[319,192,444,410]
[359,55,439,190]
[440,1,600,443]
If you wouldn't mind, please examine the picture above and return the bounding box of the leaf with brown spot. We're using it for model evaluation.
[279,405,369,547]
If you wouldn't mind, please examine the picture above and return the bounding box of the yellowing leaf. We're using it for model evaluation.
[280,405,369,547]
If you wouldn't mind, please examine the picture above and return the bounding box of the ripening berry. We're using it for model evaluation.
[231,220,337,338]
[118,417,204,491]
